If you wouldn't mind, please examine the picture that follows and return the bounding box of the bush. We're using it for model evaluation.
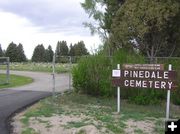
[172,90,180,105]
[128,89,161,105]
[72,49,145,97]
[72,54,113,97]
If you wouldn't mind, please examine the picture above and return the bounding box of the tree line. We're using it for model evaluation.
[0,40,89,62]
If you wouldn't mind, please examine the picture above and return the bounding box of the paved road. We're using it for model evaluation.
[0,71,70,134]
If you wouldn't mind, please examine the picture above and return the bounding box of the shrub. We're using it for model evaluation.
[72,49,145,97]
[128,89,161,105]
[172,90,180,105]
[72,54,113,97]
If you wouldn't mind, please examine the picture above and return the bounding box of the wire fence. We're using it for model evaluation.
[0,56,179,87]
[0,57,10,84]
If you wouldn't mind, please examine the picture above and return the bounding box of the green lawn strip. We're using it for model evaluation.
[0,74,33,89]
[19,92,180,134]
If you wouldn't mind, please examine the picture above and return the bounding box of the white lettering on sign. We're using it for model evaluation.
[133,71,138,77]
[151,72,156,78]
[124,70,129,77]
[155,81,159,89]
[161,81,166,89]
[123,70,171,80]
[145,71,150,78]
[164,71,168,79]
[130,80,134,87]
[149,81,153,88]
[139,71,143,78]
[136,81,141,87]
[157,72,162,79]
[123,80,173,89]
[124,80,128,86]
[142,81,147,88]
[123,64,164,70]
[168,82,173,89]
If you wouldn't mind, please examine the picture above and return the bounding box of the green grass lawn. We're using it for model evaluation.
[17,92,180,134]
[0,74,33,89]
[0,62,74,73]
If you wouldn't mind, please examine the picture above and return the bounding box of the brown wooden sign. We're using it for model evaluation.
[112,64,177,90]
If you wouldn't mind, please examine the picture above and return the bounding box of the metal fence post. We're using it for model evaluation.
[6,57,10,84]
[69,56,72,90]
[166,64,172,120]
[117,64,120,113]
[52,54,56,98]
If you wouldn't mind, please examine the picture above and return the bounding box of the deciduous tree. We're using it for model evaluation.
[111,0,180,61]
[81,0,124,55]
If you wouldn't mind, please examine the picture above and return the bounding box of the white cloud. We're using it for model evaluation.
[0,10,101,59]
[0,0,89,31]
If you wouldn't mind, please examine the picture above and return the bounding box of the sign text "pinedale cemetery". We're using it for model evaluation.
[112,64,177,90]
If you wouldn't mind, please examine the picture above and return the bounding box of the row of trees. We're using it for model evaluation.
[0,41,89,62]
[32,41,89,62]
[31,44,54,62]
[0,43,26,62]
[55,41,89,57]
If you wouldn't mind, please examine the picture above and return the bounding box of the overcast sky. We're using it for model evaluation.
[0,0,101,59]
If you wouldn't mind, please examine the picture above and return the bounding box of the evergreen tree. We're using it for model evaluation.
[55,41,69,63]
[69,43,75,56]
[5,42,18,62]
[0,44,3,57]
[45,45,54,62]
[55,41,68,56]
[74,41,89,56]
[55,41,60,57]
[17,43,27,62]
[31,44,46,62]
